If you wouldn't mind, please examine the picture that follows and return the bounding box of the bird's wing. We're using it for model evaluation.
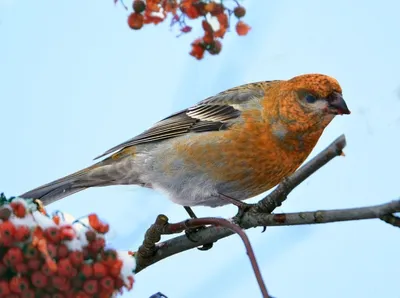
[94,82,275,160]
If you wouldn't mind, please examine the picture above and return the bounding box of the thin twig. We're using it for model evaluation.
[135,199,400,273]
[244,199,400,227]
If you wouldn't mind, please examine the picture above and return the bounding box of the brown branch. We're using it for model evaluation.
[135,199,400,274]
[136,216,269,297]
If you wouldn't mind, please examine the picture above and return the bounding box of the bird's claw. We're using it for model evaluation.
[185,226,214,251]
[232,201,255,227]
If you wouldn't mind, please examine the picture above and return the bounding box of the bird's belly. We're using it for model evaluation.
[137,130,308,207]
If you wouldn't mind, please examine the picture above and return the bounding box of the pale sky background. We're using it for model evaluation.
[1,0,400,297]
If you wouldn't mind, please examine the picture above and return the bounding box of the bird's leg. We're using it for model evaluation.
[183,206,214,251]
[218,193,254,227]
[183,206,197,219]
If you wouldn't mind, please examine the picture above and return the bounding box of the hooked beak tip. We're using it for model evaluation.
[329,92,350,115]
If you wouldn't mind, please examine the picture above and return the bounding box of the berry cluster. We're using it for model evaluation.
[124,0,251,59]
[0,194,135,297]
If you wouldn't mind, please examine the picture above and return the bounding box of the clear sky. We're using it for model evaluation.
[1,0,400,297]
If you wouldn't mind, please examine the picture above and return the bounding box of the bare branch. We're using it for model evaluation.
[245,199,400,227]
[135,199,400,273]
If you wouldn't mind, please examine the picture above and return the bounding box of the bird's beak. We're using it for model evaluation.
[328,92,351,115]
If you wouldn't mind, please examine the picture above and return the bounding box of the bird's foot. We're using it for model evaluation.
[232,201,254,227]
[184,226,214,251]
[183,206,214,251]
[217,193,256,227]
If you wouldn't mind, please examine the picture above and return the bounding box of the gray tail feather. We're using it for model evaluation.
[20,185,87,206]
[19,164,106,206]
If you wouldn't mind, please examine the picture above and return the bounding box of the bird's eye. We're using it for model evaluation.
[305,94,317,104]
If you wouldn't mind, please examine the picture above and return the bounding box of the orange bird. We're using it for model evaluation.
[20,74,350,208]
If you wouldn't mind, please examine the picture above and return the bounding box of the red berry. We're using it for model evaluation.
[10,201,26,218]
[60,226,75,241]
[80,263,93,279]
[109,259,122,278]
[88,238,105,255]
[100,276,114,291]
[234,6,246,18]
[41,263,54,276]
[51,276,70,292]
[0,221,16,244]
[58,258,75,277]
[57,244,69,259]
[44,227,61,244]
[4,247,24,267]
[85,230,96,242]
[0,280,10,295]
[83,279,98,295]
[133,0,146,13]
[235,20,251,36]
[128,12,144,30]
[21,289,35,298]
[93,262,107,278]
[208,40,222,55]
[102,249,118,266]
[14,225,31,242]
[51,294,65,298]
[24,244,39,259]
[15,262,28,274]
[31,271,48,288]
[69,251,83,267]
[115,278,124,289]
[9,276,29,293]
[27,258,41,271]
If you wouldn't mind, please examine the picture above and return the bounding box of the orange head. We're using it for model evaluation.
[288,73,350,115]
[267,73,351,134]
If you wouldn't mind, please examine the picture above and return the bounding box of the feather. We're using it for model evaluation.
[93,83,269,160]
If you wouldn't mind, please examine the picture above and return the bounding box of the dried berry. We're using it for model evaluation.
[133,0,146,13]
[234,6,246,18]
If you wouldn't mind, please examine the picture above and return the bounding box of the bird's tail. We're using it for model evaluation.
[19,158,136,206]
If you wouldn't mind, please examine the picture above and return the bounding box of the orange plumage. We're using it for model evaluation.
[20,74,350,207]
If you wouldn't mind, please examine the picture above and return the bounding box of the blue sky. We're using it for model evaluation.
[1,0,400,297]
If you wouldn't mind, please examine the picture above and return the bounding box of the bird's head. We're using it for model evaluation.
[289,73,350,116]
[274,74,351,132]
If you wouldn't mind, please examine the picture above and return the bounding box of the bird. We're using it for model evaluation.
[20,74,350,210]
